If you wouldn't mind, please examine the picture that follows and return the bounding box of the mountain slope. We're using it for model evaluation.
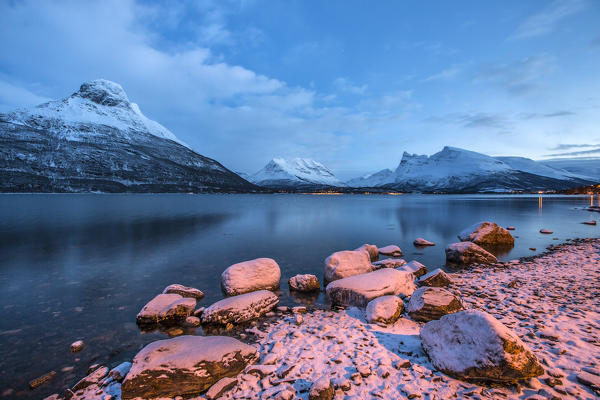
[541,158,600,180]
[0,79,257,193]
[250,157,344,189]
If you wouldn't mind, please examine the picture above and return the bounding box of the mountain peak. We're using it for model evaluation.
[74,79,130,107]
[251,157,344,188]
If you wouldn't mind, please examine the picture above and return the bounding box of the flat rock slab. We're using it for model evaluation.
[326,268,416,307]
[121,335,258,399]
[378,245,403,257]
[445,241,497,265]
[288,274,320,292]
[136,293,196,325]
[418,268,452,287]
[324,250,372,282]
[221,258,281,296]
[365,295,403,325]
[458,221,514,246]
[420,310,543,382]
[202,290,279,325]
[406,286,463,322]
[163,283,204,299]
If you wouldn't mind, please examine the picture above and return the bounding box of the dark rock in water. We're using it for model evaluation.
[458,221,514,247]
[418,268,452,287]
[288,274,320,292]
[540,229,553,234]
[69,340,84,352]
[136,293,196,325]
[406,287,463,322]
[28,371,56,389]
[420,310,544,382]
[121,335,258,399]
[413,237,435,247]
[445,242,497,265]
[583,220,597,226]
[163,284,204,299]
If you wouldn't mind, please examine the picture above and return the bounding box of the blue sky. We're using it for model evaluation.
[1,0,599,179]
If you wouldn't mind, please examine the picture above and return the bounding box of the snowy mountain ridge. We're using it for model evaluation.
[250,157,345,188]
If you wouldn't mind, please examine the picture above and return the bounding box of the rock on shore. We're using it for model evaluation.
[458,221,514,246]
[445,241,497,265]
[221,258,281,296]
[324,250,372,282]
[121,335,258,399]
[136,293,196,325]
[288,274,320,292]
[365,295,404,325]
[201,290,279,325]
[406,286,463,322]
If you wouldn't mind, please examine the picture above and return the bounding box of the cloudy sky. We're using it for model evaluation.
[1,0,599,179]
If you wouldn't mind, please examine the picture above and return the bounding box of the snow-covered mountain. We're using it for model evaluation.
[249,157,345,189]
[0,79,256,192]
[346,146,596,192]
[541,158,600,180]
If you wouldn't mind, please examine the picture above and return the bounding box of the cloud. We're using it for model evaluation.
[511,0,586,39]
[0,78,51,112]
[546,147,600,157]
[425,112,510,130]
[333,77,367,95]
[520,110,576,119]
[549,143,598,151]
[474,55,555,96]
[422,67,460,82]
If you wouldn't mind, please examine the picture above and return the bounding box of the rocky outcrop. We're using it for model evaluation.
[289,274,320,292]
[136,294,196,325]
[324,250,372,282]
[201,290,279,325]
[458,222,514,247]
[406,287,463,322]
[420,310,544,382]
[121,335,258,399]
[445,242,497,265]
[378,245,403,257]
[162,284,205,299]
[418,268,452,287]
[221,258,281,296]
[355,244,379,261]
[326,269,416,307]
[365,295,404,325]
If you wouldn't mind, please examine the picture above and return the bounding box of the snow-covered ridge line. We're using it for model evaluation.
[249,157,345,188]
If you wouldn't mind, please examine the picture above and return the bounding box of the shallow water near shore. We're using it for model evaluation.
[0,193,598,398]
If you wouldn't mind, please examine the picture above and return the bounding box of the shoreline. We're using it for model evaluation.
[48,237,600,400]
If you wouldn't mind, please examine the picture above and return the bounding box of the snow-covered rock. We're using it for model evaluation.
[420,310,544,382]
[206,377,238,400]
[414,237,435,246]
[418,268,452,287]
[0,79,254,193]
[372,258,406,269]
[365,295,404,325]
[288,274,320,292]
[378,245,402,257]
[406,287,463,322]
[201,290,279,325]
[309,377,334,400]
[121,335,258,399]
[398,260,428,277]
[324,250,372,282]
[221,258,281,296]
[162,283,204,299]
[107,362,131,383]
[445,242,497,265]
[355,244,379,261]
[249,157,345,189]
[326,268,416,307]
[136,293,196,325]
[458,222,514,246]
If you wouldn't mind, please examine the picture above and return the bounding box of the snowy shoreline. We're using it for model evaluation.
[48,238,600,400]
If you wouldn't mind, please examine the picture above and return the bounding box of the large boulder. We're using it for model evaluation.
[445,242,497,265]
[324,250,372,282]
[458,222,514,246]
[406,287,463,322]
[221,258,281,296]
[288,274,320,292]
[354,244,379,261]
[398,260,428,277]
[136,294,196,325]
[163,284,204,299]
[121,335,258,399]
[418,268,452,287]
[201,290,279,325]
[365,295,404,325]
[326,268,416,307]
[421,310,543,382]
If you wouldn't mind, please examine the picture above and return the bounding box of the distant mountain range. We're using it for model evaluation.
[248,158,345,190]
[0,79,257,193]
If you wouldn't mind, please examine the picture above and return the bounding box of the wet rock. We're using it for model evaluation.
[506,226,515,230]
[355,244,379,261]
[583,220,597,226]
[288,274,320,292]
[406,287,463,322]
[206,376,238,400]
[29,371,56,389]
[378,245,403,257]
[309,377,334,400]
[163,283,205,299]
[136,293,196,325]
[372,258,406,269]
[458,221,514,247]
[445,242,497,265]
[324,250,372,282]
[398,260,428,277]
[183,316,201,327]
[418,268,452,287]
[326,268,416,307]
[221,258,281,296]
[107,362,131,383]
[71,366,108,392]
[414,237,435,246]
[201,290,279,325]
[121,335,258,399]
[540,229,553,234]
[70,340,84,352]
[421,310,544,382]
[365,295,403,325]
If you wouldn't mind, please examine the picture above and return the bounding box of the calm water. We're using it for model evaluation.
[1,193,598,398]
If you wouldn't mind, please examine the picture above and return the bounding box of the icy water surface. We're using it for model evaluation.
[0,193,598,398]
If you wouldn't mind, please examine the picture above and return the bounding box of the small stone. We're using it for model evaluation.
[163,283,204,299]
[29,371,56,389]
[206,377,237,400]
[292,306,307,314]
[309,377,334,400]
[294,314,304,326]
[540,229,553,234]
[418,268,452,287]
[413,237,435,246]
[184,316,200,327]
[288,274,320,292]
[70,340,84,352]
[393,359,411,369]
